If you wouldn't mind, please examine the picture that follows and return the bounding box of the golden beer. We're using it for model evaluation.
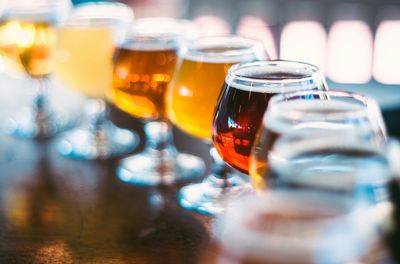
[0,20,21,70]
[111,47,178,120]
[167,37,266,140]
[168,58,234,140]
[0,20,56,78]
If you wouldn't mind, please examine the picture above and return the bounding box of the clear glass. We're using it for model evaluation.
[55,2,138,160]
[205,60,327,215]
[249,90,387,193]
[110,17,205,186]
[214,190,383,264]
[2,0,73,139]
[166,35,267,215]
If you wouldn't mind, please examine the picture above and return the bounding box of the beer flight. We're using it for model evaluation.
[0,1,398,263]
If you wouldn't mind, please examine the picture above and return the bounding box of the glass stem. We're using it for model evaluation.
[209,147,234,188]
[144,121,176,155]
[84,99,108,155]
[33,78,50,136]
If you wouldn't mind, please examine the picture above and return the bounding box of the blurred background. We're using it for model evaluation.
[1,0,399,136]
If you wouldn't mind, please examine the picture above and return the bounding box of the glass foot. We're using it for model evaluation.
[118,149,206,186]
[57,122,138,160]
[4,107,72,139]
[178,173,253,216]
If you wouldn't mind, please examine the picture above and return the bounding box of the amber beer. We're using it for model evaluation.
[0,20,56,78]
[213,61,327,174]
[168,37,265,140]
[111,44,178,120]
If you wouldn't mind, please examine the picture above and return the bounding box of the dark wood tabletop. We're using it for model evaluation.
[0,73,217,263]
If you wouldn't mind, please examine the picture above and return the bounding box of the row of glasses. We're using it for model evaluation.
[1,1,394,224]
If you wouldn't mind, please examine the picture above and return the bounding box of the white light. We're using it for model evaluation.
[280,21,327,72]
[237,15,277,59]
[193,16,230,36]
[327,21,373,84]
[373,20,400,84]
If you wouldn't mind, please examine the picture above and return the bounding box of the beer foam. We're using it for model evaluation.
[120,18,186,51]
[215,191,375,263]
[263,99,366,132]
[183,48,261,64]
[120,39,179,51]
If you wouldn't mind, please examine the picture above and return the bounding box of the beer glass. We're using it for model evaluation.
[167,36,266,215]
[110,18,205,185]
[214,190,382,264]
[2,0,72,139]
[55,2,138,160]
[249,90,387,192]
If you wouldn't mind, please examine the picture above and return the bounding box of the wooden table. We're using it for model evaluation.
[0,73,215,263]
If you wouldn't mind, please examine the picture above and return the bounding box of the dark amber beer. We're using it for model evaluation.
[111,45,178,120]
[213,61,327,174]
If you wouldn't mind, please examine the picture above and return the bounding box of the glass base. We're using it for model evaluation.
[178,173,253,216]
[57,121,138,160]
[4,107,72,139]
[117,149,205,186]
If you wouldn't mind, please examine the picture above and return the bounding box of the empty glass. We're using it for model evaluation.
[249,90,387,192]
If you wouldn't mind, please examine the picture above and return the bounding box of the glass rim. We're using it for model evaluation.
[4,0,71,18]
[64,2,133,27]
[215,190,374,263]
[182,35,266,63]
[226,59,323,87]
[125,17,186,40]
[265,89,378,124]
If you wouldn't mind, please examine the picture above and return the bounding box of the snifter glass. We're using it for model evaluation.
[1,0,72,139]
[166,35,267,215]
[214,190,382,264]
[55,2,138,160]
[110,18,205,186]
[249,90,387,193]
[184,60,326,215]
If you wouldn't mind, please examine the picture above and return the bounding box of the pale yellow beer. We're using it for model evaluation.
[54,3,133,99]
[167,36,265,140]
[54,26,114,98]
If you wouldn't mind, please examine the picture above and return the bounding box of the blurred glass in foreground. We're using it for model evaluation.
[213,190,385,264]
